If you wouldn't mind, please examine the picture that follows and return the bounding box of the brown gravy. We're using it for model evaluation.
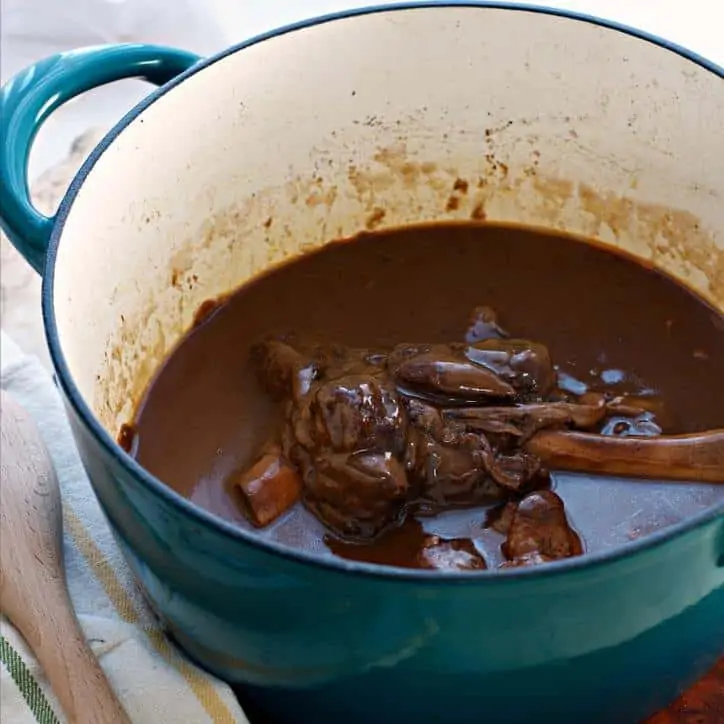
[126,223,724,569]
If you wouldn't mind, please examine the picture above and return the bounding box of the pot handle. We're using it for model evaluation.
[0,44,200,275]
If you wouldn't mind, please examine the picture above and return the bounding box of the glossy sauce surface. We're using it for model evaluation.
[128,223,724,568]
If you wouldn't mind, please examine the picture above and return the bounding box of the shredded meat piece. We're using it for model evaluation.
[444,401,611,443]
[390,344,517,402]
[291,374,407,454]
[305,451,409,539]
[279,368,409,537]
[404,398,504,504]
[501,490,582,567]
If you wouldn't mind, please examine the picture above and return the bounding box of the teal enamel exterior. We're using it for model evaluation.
[0,6,722,722]
[0,44,199,273]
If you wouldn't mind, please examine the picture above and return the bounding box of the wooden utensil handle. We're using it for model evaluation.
[21,585,132,724]
[0,392,131,724]
[526,429,724,483]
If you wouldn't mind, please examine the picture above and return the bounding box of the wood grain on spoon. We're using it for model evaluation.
[0,391,131,724]
[526,428,724,484]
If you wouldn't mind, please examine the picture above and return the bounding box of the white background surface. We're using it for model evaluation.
[1,0,721,183]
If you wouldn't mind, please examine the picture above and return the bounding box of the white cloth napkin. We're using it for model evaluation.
[0,330,249,723]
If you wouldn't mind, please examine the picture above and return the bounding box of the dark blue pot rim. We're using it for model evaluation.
[43,2,724,583]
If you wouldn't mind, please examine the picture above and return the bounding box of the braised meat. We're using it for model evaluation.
[390,343,517,403]
[500,490,583,568]
[232,307,651,565]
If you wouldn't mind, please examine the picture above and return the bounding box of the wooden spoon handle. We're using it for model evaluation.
[25,588,132,724]
[0,392,131,724]
[525,428,724,483]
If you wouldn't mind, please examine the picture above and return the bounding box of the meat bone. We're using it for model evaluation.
[525,428,724,484]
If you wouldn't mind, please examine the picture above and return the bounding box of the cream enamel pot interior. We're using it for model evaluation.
[1,5,723,724]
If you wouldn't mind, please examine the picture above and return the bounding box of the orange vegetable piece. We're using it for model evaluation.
[233,452,302,527]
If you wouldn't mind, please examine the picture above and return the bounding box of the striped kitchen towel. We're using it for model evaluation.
[0,330,249,724]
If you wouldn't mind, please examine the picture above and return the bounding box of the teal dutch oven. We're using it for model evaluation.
[1,4,722,722]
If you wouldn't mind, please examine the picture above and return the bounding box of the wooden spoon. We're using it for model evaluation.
[526,428,724,484]
[0,391,131,724]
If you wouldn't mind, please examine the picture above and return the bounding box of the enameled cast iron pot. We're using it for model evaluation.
[1,4,723,723]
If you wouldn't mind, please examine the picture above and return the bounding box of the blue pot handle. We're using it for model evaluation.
[0,44,200,275]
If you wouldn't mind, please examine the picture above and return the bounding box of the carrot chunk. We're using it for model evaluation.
[233,452,302,527]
